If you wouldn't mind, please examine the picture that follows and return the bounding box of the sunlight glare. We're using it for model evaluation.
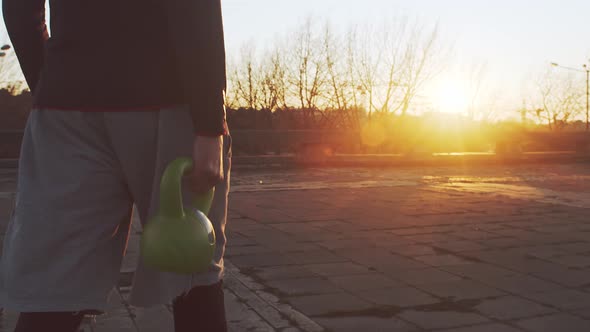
[432,80,470,115]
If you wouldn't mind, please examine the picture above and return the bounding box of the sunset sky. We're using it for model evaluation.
[1,0,589,118]
[222,0,590,117]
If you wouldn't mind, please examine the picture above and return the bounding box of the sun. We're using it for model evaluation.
[432,80,470,114]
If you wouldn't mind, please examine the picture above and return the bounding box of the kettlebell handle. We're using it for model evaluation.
[158,157,215,220]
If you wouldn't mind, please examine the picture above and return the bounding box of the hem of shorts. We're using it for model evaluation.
[127,270,225,308]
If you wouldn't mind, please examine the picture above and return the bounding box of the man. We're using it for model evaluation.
[1,0,231,331]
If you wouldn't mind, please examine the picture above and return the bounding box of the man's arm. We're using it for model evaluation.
[3,0,48,94]
[163,0,227,136]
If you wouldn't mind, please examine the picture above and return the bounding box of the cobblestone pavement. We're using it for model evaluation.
[2,163,590,331]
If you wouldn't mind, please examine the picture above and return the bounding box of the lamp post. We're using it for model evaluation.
[550,62,590,131]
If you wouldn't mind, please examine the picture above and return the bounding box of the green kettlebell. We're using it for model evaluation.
[140,157,216,274]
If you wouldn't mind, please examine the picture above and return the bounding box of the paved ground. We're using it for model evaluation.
[2,162,590,331]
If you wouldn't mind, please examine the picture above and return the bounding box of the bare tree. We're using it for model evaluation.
[533,68,584,130]
[353,23,383,118]
[232,42,261,109]
[285,18,328,125]
[225,16,449,129]
[322,22,348,110]
[344,19,446,118]
[263,45,289,109]
[397,22,443,116]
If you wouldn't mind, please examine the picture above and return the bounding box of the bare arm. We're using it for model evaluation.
[3,0,48,94]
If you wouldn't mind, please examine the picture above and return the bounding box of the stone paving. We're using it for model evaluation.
[226,164,590,331]
[2,162,590,331]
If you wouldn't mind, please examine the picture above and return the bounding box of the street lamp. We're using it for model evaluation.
[551,61,590,131]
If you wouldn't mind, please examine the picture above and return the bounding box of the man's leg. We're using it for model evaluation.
[1,110,134,325]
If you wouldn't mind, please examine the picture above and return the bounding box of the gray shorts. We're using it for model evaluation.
[0,108,231,312]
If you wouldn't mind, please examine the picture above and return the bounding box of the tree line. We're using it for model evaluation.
[0,17,587,132]
[226,17,446,128]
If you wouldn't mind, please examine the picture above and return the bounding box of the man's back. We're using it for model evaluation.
[34,0,183,110]
[4,0,227,135]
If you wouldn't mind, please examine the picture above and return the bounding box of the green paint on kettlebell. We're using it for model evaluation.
[140,157,216,274]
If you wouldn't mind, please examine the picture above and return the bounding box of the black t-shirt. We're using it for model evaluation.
[3,0,227,136]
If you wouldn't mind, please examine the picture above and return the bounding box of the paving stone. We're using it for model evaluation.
[432,240,488,252]
[226,235,259,247]
[414,254,474,267]
[327,273,403,292]
[227,285,292,330]
[484,256,559,275]
[513,259,568,274]
[455,230,503,241]
[315,316,420,332]
[554,242,590,254]
[371,256,431,275]
[283,250,348,265]
[522,289,590,310]
[225,291,275,332]
[225,291,258,322]
[398,310,489,330]
[389,226,450,236]
[402,233,462,244]
[526,245,575,259]
[548,254,590,268]
[474,274,563,295]
[302,262,371,277]
[418,279,506,301]
[355,286,439,307]
[479,237,524,249]
[286,293,374,317]
[317,238,377,250]
[229,253,294,268]
[516,313,590,332]
[441,263,517,281]
[532,267,590,287]
[440,323,524,332]
[571,308,590,319]
[332,250,415,269]
[228,318,274,332]
[226,245,275,256]
[390,267,463,286]
[280,328,303,332]
[389,244,440,257]
[266,277,341,296]
[253,266,317,281]
[474,295,556,320]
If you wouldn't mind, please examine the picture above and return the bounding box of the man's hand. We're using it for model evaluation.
[187,136,224,194]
